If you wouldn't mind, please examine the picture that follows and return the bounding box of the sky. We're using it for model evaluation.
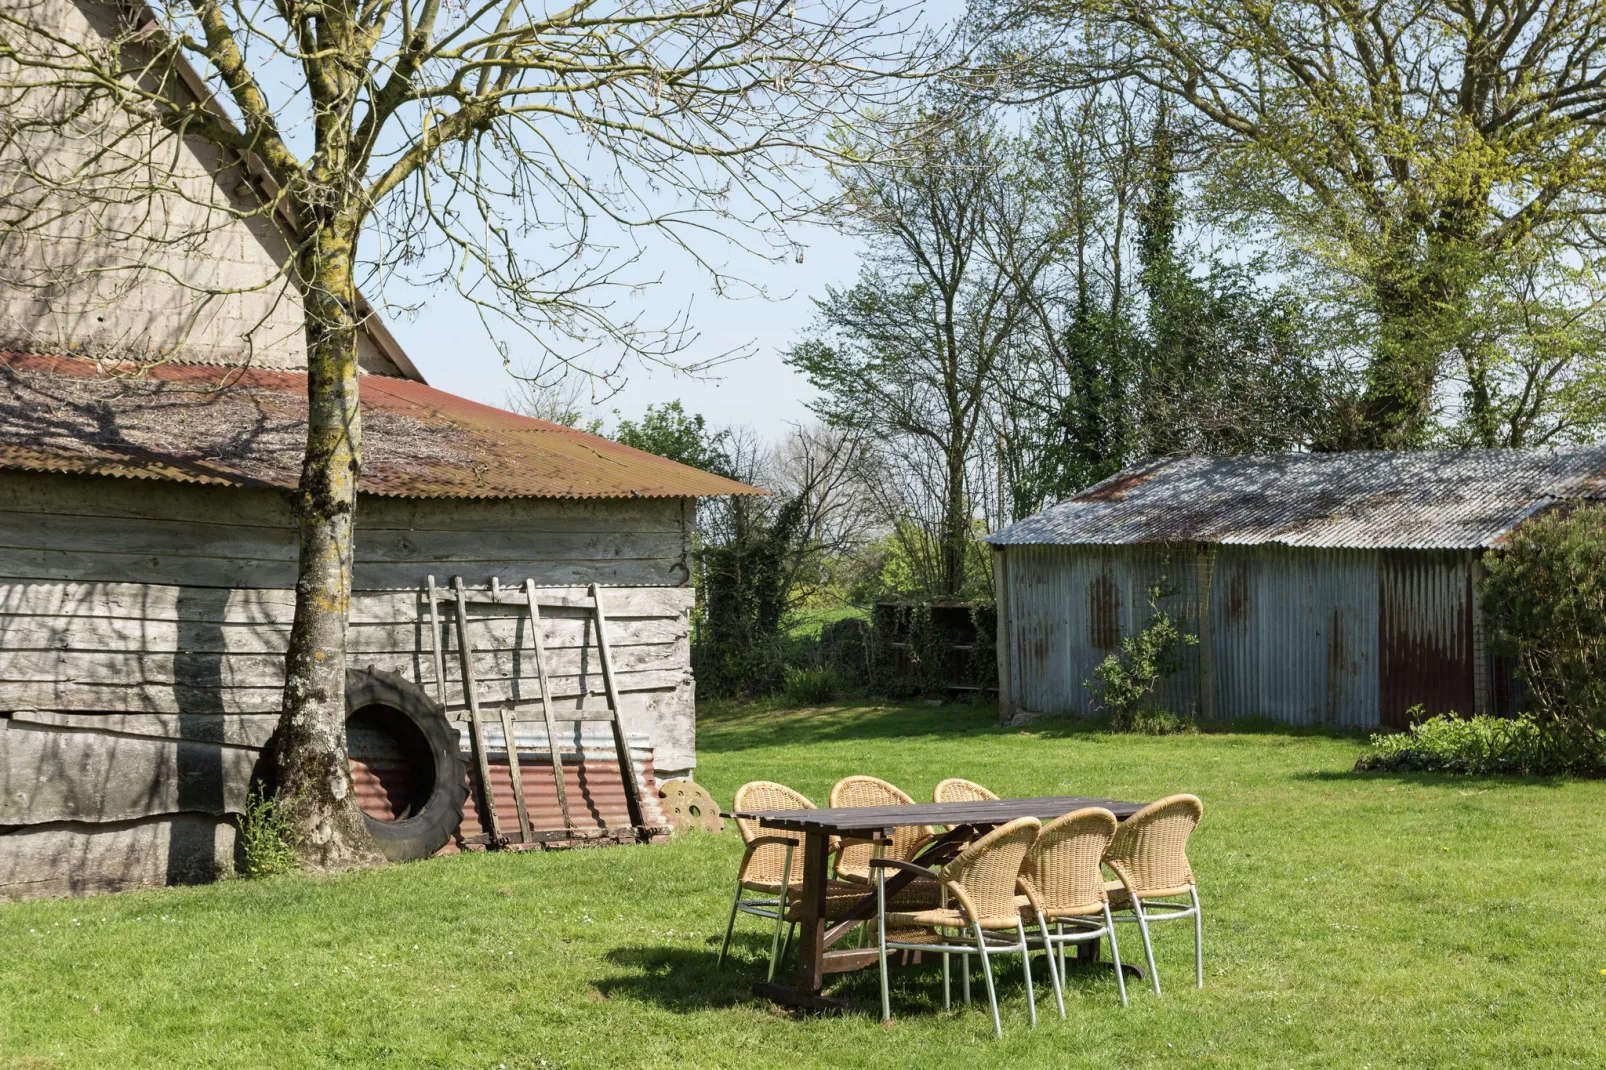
[392,214,860,437]
[379,0,969,441]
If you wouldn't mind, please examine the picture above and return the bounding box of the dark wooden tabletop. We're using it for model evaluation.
[725,795,1146,837]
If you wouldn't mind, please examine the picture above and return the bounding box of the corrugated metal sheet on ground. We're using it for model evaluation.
[350,726,663,840]
[987,449,1606,550]
[0,353,761,500]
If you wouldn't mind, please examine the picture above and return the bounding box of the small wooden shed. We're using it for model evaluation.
[987,449,1606,729]
[0,354,756,900]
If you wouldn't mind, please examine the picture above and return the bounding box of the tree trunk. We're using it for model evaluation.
[1354,216,1485,449]
[274,215,384,871]
[942,442,968,598]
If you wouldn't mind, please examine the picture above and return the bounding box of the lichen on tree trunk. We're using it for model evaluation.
[274,215,383,871]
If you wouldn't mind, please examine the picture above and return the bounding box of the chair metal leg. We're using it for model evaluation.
[1017,920,1036,1027]
[1131,897,1162,997]
[1191,886,1204,988]
[877,867,892,1023]
[766,844,794,982]
[942,950,951,1011]
[716,882,742,969]
[962,953,971,1005]
[1040,922,1065,1019]
[778,922,796,970]
[974,926,1002,1038]
[1104,903,1128,1007]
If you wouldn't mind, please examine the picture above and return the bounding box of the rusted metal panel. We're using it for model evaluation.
[1005,544,1207,717]
[1210,547,1379,727]
[1005,542,1387,726]
[0,353,761,500]
[349,726,663,843]
[987,449,1606,550]
[1378,550,1475,726]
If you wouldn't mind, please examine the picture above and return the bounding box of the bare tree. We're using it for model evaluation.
[786,102,1056,597]
[0,0,930,866]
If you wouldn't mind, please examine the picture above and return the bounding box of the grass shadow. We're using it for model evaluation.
[596,933,1069,1019]
[699,699,1376,756]
[1293,767,1576,789]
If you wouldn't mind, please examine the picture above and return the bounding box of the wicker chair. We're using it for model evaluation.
[1016,807,1126,1013]
[718,781,862,980]
[830,776,936,884]
[872,816,1043,1037]
[933,778,999,804]
[1102,794,1205,996]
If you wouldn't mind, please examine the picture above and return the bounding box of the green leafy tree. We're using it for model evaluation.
[612,402,732,476]
[984,0,1606,448]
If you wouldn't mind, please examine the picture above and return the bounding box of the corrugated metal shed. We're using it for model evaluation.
[0,353,761,499]
[986,449,1606,550]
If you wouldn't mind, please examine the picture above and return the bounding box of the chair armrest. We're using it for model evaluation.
[872,858,980,925]
[740,836,803,885]
[867,857,937,877]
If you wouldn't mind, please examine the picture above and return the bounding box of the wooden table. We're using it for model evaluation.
[726,794,1146,1012]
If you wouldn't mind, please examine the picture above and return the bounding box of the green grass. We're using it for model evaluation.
[4,701,1606,1068]
[787,606,867,640]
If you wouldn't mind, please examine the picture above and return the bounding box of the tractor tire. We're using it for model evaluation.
[344,667,468,862]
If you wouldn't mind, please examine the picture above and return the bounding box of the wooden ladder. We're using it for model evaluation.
[423,575,649,846]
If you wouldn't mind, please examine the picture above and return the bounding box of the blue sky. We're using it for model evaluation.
[392,213,858,436]
[380,0,967,439]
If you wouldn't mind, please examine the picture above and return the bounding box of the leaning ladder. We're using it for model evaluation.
[423,575,648,846]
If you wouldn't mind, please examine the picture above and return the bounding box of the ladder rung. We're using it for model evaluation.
[420,590,598,610]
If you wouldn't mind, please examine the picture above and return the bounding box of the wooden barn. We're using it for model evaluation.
[0,0,760,901]
[0,355,754,900]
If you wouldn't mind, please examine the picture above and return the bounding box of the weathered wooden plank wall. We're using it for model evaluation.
[0,470,697,901]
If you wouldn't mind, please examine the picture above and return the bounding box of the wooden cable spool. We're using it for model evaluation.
[657,779,725,834]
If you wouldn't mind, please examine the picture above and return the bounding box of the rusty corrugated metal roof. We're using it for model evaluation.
[986,449,1606,550]
[0,354,761,499]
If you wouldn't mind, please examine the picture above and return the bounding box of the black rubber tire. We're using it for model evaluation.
[344,667,468,862]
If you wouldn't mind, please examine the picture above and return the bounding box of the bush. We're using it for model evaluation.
[1088,581,1198,729]
[238,786,301,878]
[1355,710,1606,776]
[1481,504,1606,742]
[783,665,845,705]
[1112,707,1198,736]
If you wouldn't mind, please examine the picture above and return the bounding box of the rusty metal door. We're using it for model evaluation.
[1378,550,1476,727]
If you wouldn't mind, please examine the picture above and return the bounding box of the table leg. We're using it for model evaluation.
[752,830,857,1013]
[795,830,830,994]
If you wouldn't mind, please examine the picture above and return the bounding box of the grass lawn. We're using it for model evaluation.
[787,606,868,640]
[3,702,1605,1069]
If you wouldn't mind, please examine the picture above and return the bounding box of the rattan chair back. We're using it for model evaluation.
[938,816,1041,927]
[831,776,932,881]
[732,780,814,887]
[1020,807,1118,918]
[1104,794,1203,898]
[933,778,999,804]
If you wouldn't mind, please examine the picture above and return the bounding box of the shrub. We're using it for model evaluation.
[1088,581,1199,730]
[783,665,844,705]
[238,786,302,878]
[1481,504,1606,743]
[1112,707,1199,736]
[1355,709,1606,776]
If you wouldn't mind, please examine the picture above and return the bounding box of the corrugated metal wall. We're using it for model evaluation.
[1210,546,1379,727]
[1003,542,1480,728]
